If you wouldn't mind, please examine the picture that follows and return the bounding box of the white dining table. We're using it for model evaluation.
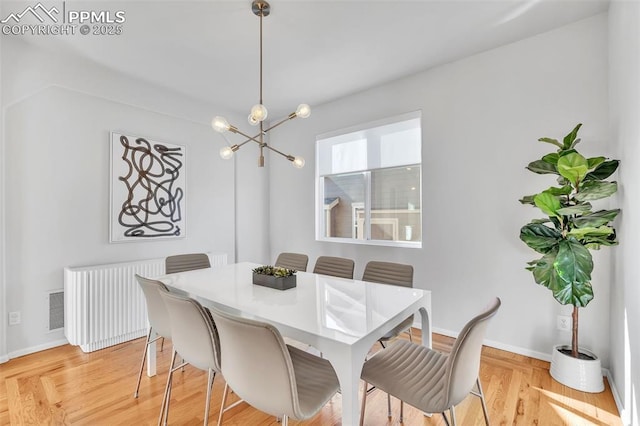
[152,262,432,426]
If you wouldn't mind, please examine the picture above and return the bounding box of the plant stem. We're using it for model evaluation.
[572,306,579,358]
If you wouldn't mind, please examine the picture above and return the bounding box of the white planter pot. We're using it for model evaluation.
[550,345,604,393]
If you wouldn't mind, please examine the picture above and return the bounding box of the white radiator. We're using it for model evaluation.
[64,253,227,353]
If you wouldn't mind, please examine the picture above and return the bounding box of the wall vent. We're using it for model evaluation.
[47,290,64,331]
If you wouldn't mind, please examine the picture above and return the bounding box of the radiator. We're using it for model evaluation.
[64,253,227,353]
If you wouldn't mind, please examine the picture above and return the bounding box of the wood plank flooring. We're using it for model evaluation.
[0,331,621,425]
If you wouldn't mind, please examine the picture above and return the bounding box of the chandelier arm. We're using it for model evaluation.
[236,138,257,149]
[262,143,295,161]
[262,115,296,133]
[232,128,264,145]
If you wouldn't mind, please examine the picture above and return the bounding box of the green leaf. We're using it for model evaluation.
[541,239,594,307]
[544,185,572,196]
[562,123,583,149]
[519,195,535,205]
[583,234,619,248]
[531,218,552,224]
[526,160,557,175]
[542,153,559,165]
[552,281,593,308]
[534,192,562,217]
[555,239,593,287]
[530,249,565,294]
[557,152,589,185]
[573,209,620,228]
[538,137,563,149]
[557,203,592,216]
[567,226,614,240]
[575,181,618,201]
[520,223,562,254]
[587,157,606,170]
[584,160,619,181]
[558,149,577,157]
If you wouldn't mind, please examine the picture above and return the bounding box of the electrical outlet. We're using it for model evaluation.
[9,311,21,325]
[557,315,571,331]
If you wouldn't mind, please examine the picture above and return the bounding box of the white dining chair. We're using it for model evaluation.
[360,297,501,425]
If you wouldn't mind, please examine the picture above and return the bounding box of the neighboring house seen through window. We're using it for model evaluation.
[316,111,422,247]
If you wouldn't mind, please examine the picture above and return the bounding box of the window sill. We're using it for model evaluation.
[316,237,422,249]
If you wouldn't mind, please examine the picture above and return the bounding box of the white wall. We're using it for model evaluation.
[0,38,265,358]
[609,1,640,424]
[0,33,6,363]
[269,15,612,363]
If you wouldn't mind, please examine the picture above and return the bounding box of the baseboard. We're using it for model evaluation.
[430,326,553,362]
[7,338,68,360]
[0,354,8,364]
[606,369,629,425]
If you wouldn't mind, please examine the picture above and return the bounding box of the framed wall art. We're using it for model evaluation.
[110,132,186,242]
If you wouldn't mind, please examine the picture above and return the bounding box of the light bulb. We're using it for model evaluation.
[295,104,311,119]
[250,104,268,121]
[248,113,259,126]
[212,116,230,133]
[292,156,305,168]
[219,146,234,160]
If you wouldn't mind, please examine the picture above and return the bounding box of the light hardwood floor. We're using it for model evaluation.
[0,330,621,425]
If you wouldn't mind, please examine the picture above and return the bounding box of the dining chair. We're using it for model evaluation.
[274,252,309,272]
[165,253,211,274]
[360,297,501,426]
[362,261,415,346]
[312,255,355,279]
[209,307,340,426]
[158,290,222,426]
[361,260,414,415]
[133,274,173,398]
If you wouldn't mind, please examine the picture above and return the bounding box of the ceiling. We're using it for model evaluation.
[8,0,609,117]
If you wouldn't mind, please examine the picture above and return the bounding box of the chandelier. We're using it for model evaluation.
[211,0,310,168]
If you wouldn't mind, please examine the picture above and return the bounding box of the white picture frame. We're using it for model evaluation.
[110,132,186,243]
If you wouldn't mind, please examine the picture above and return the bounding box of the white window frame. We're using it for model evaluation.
[315,111,422,248]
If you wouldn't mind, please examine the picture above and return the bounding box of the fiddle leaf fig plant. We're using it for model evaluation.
[519,123,620,358]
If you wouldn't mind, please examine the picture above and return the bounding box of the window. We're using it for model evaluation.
[316,111,422,247]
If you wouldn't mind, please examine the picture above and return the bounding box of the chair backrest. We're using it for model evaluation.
[445,297,501,406]
[135,274,172,339]
[313,256,355,279]
[362,261,413,287]
[274,252,309,272]
[165,253,211,274]
[208,307,301,419]
[159,291,221,373]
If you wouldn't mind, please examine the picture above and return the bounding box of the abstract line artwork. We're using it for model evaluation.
[110,132,186,242]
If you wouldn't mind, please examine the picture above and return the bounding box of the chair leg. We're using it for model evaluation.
[475,377,491,426]
[450,406,457,426]
[134,327,153,398]
[160,336,165,352]
[387,393,392,418]
[218,382,230,426]
[360,381,368,426]
[282,415,288,426]
[400,400,404,423]
[442,412,451,426]
[158,350,177,426]
[204,369,215,426]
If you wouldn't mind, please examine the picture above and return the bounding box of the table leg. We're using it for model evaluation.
[324,349,367,426]
[146,330,157,377]
[418,306,432,349]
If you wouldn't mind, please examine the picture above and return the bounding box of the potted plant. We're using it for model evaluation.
[252,265,297,290]
[519,123,619,393]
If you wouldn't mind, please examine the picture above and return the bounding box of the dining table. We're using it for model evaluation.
[151,261,432,426]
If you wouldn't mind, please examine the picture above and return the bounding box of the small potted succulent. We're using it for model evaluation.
[519,123,619,393]
[252,265,297,290]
